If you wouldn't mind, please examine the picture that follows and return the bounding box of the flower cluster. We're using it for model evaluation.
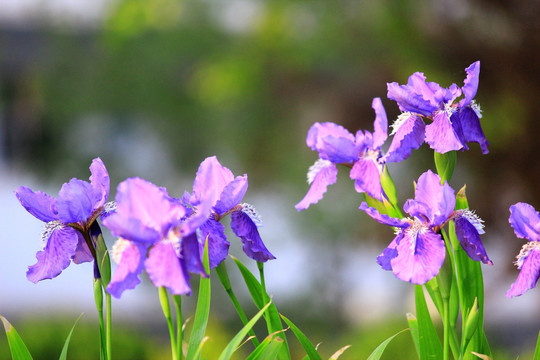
[16,156,274,299]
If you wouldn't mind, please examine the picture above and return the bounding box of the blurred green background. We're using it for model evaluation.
[2,0,540,358]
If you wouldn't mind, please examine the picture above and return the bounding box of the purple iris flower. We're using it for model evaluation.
[15,158,112,283]
[386,61,488,155]
[506,203,540,298]
[360,170,491,284]
[103,177,205,298]
[296,98,393,211]
[182,156,275,269]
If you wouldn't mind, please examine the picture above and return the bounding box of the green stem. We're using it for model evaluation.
[257,262,268,299]
[172,295,183,360]
[159,287,178,360]
[215,262,260,347]
[94,278,107,360]
[443,299,450,360]
[105,291,112,360]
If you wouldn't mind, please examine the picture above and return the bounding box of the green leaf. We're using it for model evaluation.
[434,150,456,183]
[59,313,84,360]
[258,337,284,360]
[406,313,420,358]
[328,345,351,359]
[186,240,211,360]
[232,257,264,308]
[380,165,399,207]
[0,315,33,360]
[534,330,540,360]
[280,314,321,360]
[415,285,442,360]
[246,337,273,360]
[367,328,408,360]
[217,301,272,360]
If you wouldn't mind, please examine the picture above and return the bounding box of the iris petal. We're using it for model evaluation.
[56,179,96,224]
[27,225,79,283]
[425,111,464,154]
[89,158,110,210]
[199,219,230,269]
[506,248,540,298]
[454,216,492,264]
[295,162,338,211]
[350,157,384,201]
[15,186,58,223]
[509,202,540,241]
[145,242,191,295]
[106,240,148,298]
[230,210,275,262]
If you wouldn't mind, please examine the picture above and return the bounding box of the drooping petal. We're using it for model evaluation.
[214,175,248,215]
[199,219,230,269]
[89,158,110,210]
[26,224,79,283]
[383,113,425,163]
[407,170,455,226]
[509,203,540,241]
[15,186,58,223]
[230,210,275,262]
[358,202,409,228]
[459,61,480,108]
[425,110,464,154]
[456,106,489,154]
[56,179,97,224]
[350,157,384,201]
[371,97,388,149]
[181,232,207,275]
[106,239,148,298]
[454,216,492,264]
[145,241,191,295]
[391,227,446,284]
[295,160,338,211]
[506,246,540,298]
[306,122,359,163]
[376,233,401,271]
[72,231,94,264]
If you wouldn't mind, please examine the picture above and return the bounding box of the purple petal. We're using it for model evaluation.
[295,160,338,211]
[103,213,161,243]
[358,202,409,228]
[72,231,94,264]
[454,216,492,264]
[111,178,185,236]
[15,186,58,223]
[506,247,540,298]
[145,241,191,295]
[56,179,97,224]
[181,232,207,275]
[230,210,275,262]
[376,233,401,271]
[425,111,464,153]
[387,73,438,116]
[350,157,384,201]
[27,224,79,283]
[407,170,455,226]
[106,240,148,298]
[214,175,248,215]
[371,97,388,149]
[459,61,480,108]
[509,203,540,241]
[89,158,110,210]
[199,219,230,269]
[391,227,446,284]
[382,113,425,163]
[192,156,234,207]
[457,107,489,154]
[306,122,359,163]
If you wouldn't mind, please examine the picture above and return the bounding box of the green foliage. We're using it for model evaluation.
[0,315,33,360]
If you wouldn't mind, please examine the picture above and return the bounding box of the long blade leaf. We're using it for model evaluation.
[280,314,321,360]
[0,315,33,360]
[415,285,442,360]
[59,313,84,360]
[367,328,409,360]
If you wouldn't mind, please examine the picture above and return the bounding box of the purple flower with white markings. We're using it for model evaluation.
[103,177,205,298]
[182,156,275,268]
[386,61,488,155]
[360,170,491,284]
[506,203,540,298]
[296,98,394,210]
[15,158,113,283]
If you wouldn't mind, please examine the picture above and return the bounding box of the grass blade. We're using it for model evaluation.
[186,241,211,360]
[218,301,272,360]
[0,315,33,360]
[280,314,321,360]
[59,313,84,360]
[367,328,409,360]
[415,285,442,360]
[258,337,284,360]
